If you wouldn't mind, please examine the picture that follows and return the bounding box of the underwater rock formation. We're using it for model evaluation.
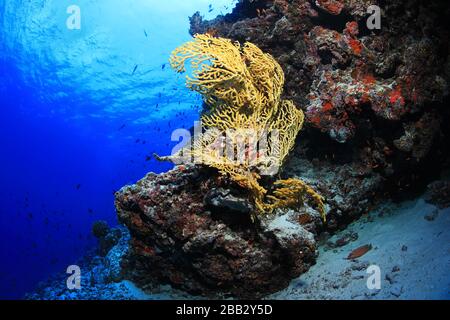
[26,227,130,300]
[92,221,123,257]
[424,179,450,210]
[191,0,449,142]
[189,0,450,225]
[115,166,323,298]
[116,0,450,298]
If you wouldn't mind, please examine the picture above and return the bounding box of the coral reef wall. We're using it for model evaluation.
[115,0,450,299]
[190,0,450,228]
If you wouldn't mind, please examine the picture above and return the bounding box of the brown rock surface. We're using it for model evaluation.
[115,166,320,298]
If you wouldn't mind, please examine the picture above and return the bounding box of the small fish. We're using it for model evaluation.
[76,184,81,190]
[347,244,372,260]
[145,155,152,161]
[161,63,166,70]
[144,29,148,38]
[132,64,138,75]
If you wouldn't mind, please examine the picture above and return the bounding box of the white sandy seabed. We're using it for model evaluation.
[269,197,450,300]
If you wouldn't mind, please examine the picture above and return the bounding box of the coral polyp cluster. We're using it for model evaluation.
[165,34,326,221]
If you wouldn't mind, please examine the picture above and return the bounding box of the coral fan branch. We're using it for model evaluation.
[165,34,326,221]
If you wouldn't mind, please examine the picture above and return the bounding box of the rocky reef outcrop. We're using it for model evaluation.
[92,221,123,257]
[115,0,450,298]
[424,179,450,210]
[189,0,450,228]
[115,166,322,298]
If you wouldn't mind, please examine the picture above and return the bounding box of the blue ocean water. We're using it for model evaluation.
[0,0,236,299]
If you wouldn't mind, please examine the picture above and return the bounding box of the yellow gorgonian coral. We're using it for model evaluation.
[169,34,284,114]
[164,34,326,222]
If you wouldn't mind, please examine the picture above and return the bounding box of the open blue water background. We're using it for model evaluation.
[0,0,235,299]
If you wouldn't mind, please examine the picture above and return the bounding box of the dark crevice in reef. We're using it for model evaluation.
[115,0,450,299]
[317,49,334,66]
[386,100,450,201]
[310,1,353,33]
[356,17,377,38]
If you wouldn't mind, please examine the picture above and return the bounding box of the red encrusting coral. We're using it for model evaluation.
[389,86,405,106]
[316,0,344,15]
[348,38,362,55]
